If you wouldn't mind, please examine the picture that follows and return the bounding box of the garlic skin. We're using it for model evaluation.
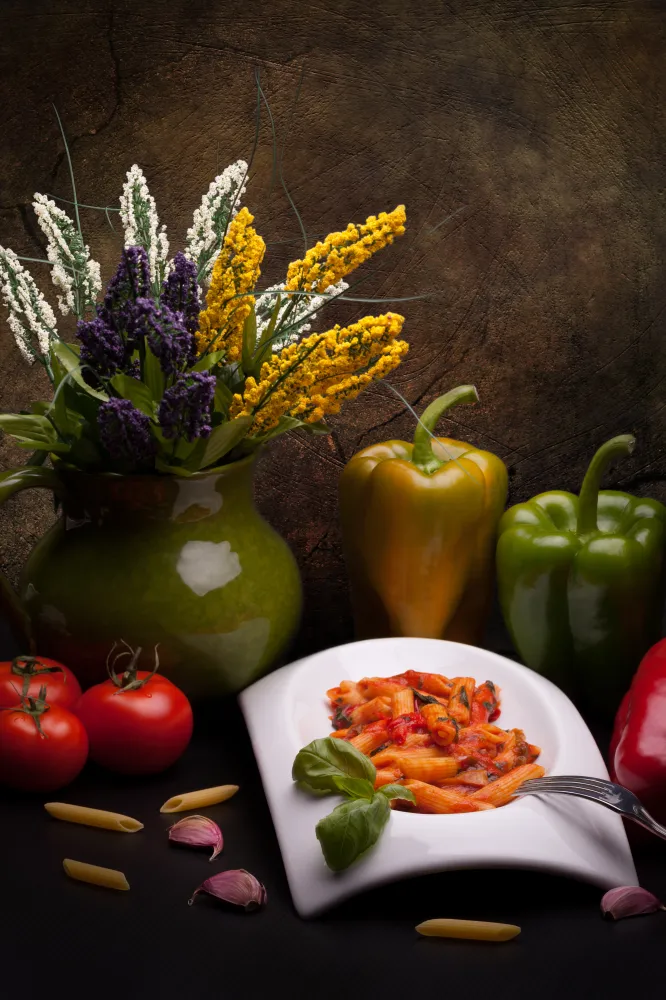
[188,869,267,911]
[601,886,665,920]
[168,815,223,861]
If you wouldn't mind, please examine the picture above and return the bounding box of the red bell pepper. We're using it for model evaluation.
[610,638,666,825]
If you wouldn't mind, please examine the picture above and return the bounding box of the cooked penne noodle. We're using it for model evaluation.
[391,687,415,718]
[44,802,143,833]
[439,770,488,787]
[63,859,130,891]
[403,780,495,813]
[447,677,476,726]
[401,732,434,749]
[374,767,402,789]
[349,726,390,756]
[358,677,407,699]
[160,784,239,814]
[416,919,520,942]
[392,756,459,782]
[371,745,445,767]
[350,696,392,726]
[472,763,545,806]
[420,704,458,746]
[400,670,452,697]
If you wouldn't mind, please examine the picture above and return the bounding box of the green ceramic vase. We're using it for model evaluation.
[0,456,302,697]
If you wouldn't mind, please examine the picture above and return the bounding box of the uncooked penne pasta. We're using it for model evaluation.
[416,919,520,942]
[404,779,495,814]
[160,784,239,814]
[392,756,459,782]
[45,802,143,833]
[472,763,545,806]
[391,687,415,718]
[63,859,130,891]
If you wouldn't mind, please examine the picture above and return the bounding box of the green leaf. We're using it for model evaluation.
[331,776,376,800]
[252,294,281,375]
[192,350,226,373]
[292,736,376,793]
[241,305,257,376]
[315,794,390,871]
[377,784,416,804]
[155,457,196,477]
[110,373,157,415]
[50,340,108,401]
[14,437,70,454]
[214,380,233,417]
[200,416,252,469]
[26,450,49,466]
[255,416,329,444]
[0,413,59,443]
[143,346,165,401]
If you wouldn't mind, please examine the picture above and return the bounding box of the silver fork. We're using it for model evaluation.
[514,775,666,841]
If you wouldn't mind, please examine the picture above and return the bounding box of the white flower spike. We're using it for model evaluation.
[119,165,169,290]
[185,160,248,284]
[32,193,101,318]
[0,246,58,365]
[256,278,349,352]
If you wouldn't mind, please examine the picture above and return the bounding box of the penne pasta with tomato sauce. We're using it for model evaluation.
[325,669,543,813]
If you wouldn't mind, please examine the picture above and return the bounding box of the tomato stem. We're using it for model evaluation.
[11,656,65,699]
[4,683,51,737]
[106,641,161,693]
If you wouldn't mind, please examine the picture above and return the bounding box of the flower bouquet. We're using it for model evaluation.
[0,160,408,475]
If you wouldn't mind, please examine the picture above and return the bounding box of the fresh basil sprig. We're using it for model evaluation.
[292,737,415,872]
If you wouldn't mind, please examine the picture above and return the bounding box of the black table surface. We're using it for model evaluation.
[2,621,665,1000]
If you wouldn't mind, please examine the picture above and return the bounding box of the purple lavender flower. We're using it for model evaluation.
[133,297,196,375]
[77,317,126,377]
[158,372,215,442]
[161,252,201,335]
[98,246,151,343]
[98,397,156,467]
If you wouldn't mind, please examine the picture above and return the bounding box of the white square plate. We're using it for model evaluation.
[239,637,637,918]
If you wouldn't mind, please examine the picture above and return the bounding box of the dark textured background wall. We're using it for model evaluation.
[1,0,665,659]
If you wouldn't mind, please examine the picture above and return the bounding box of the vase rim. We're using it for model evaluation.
[52,451,257,484]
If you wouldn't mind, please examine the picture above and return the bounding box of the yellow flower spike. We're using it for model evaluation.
[196,207,266,359]
[229,313,407,434]
[284,205,406,293]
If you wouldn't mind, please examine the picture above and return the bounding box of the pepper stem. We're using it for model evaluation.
[576,434,636,535]
[412,385,479,474]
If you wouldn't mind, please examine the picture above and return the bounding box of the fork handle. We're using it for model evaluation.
[633,808,666,841]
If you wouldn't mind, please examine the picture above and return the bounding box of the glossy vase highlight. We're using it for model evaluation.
[0,456,301,697]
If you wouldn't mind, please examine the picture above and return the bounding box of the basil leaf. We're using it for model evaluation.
[331,776,376,800]
[292,737,376,792]
[377,784,416,803]
[315,794,390,871]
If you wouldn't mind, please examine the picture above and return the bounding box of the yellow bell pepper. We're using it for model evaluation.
[339,386,508,643]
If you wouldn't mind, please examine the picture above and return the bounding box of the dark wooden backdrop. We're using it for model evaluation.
[1,0,665,658]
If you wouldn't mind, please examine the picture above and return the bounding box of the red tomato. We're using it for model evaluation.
[76,657,193,775]
[0,655,82,711]
[0,698,88,792]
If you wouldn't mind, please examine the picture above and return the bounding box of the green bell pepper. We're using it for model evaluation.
[497,435,666,718]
